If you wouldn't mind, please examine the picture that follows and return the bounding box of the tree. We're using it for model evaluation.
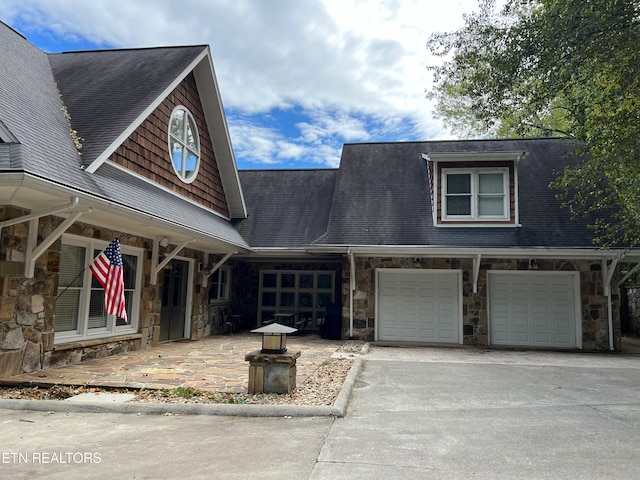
[426,0,640,247]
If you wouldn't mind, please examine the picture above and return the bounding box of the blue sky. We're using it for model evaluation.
[3,0,480,170]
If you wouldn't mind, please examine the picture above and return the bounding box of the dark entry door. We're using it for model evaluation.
[160,259,188,341]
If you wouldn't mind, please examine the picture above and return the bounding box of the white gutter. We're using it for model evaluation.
[348,249,355,338]
[306,245,630,260]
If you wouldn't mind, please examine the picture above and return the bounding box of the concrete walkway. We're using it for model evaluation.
[1,333,346,393]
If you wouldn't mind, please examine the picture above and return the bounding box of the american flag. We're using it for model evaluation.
[89,237,127,323]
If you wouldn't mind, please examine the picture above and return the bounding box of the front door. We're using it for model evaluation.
[160,259,189,341]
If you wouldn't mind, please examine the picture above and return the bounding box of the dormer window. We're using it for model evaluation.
[169,106,200,183]
[424,150,525,227]
[443,168,508,220]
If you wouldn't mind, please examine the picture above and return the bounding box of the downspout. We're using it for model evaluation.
[603,258,618,351]
[348,249,355,338]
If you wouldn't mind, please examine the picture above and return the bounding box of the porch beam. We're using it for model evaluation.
[472,254,481,294]
[349,250,356,338]
[602,258,619,352]
[603,258,619,296]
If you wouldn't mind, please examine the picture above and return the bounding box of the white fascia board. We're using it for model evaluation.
[423,151,528,162]
[193,49,247,220]
[85,49,209,174]
[305,244,629,260]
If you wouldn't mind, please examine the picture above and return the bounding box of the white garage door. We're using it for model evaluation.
[489,272,579,348]
[377,270,460,343]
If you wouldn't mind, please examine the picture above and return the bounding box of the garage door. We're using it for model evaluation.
[489,272,578,348]
[377,270,460,343]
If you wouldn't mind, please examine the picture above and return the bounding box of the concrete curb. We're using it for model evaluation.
[0,344,369,418]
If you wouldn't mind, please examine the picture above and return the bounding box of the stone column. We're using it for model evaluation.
[245,350,301,394]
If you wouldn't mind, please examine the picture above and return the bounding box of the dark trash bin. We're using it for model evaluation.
[321,303,342,340]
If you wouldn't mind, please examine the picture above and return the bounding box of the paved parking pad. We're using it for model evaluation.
[311,346,640,480]
[0,409,332,480]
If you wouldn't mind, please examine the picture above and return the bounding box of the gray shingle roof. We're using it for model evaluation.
[0,22,81,172]
[233,169,337,247]
[48,45,206,167]
[317,138,596,248]
[233,138,602,250]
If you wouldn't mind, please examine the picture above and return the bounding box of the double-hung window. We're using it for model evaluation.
[208,267,230,303]
[55,236,141,343]
[442,168,509,221]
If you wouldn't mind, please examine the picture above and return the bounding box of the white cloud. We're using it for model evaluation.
[2,0,480,167]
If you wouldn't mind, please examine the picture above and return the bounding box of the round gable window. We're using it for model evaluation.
[168,106,200,183]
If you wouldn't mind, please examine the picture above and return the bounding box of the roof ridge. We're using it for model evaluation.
[49,44,208,55]
[342,137,576,147]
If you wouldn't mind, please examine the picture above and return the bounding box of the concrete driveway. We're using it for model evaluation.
[312,346,640,480]
[3,345,640,479]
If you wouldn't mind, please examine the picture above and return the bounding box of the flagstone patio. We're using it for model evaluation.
[1,334,348,393]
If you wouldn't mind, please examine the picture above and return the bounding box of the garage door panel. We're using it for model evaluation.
[533,333,551,343]
[489,273,576,348]
[378,271,460,343]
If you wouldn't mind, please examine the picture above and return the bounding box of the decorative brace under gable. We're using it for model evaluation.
[0,196,91,278]
[150,237,196,285]
[201,252,235,288]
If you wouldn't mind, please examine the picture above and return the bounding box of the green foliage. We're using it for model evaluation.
[171,387,198,398]
[427,0,640,246]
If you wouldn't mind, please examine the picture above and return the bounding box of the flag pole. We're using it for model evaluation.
[55,266,89,300]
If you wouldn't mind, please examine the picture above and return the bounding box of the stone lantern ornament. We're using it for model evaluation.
[245,323,300,394]
[252,323,297,353]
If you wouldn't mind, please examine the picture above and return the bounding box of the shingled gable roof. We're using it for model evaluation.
[314,138,599,249]
[0,21,248,252]
[233,169,337,248]
[48,44,246,219]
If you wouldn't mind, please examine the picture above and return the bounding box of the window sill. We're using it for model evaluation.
[53,333,143,351]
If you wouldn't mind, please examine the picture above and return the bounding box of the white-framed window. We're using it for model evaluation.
[442,168,509,220]
[208,267,230,303]
[168,105,200,183]
[258,270,335,329]
[55,236,142,343]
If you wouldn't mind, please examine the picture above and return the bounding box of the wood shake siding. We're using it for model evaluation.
[110,73,230,217]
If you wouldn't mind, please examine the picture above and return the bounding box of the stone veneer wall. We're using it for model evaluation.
[343,256,620,352]
[0,209,224,378]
